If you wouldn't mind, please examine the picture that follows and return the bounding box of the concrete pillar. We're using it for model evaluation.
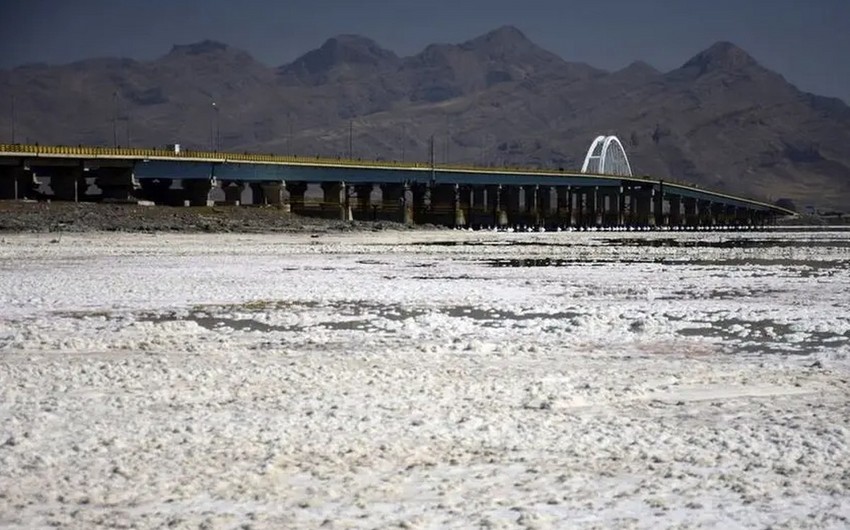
[49,167,85,202]
[668,196,682,227]
[139,179,173,205]
[592,187,602,227]
[354,184,375,220]
[321,181,350,220]
[221,182,243,205]
[683,198,698,227]
[470,186,487,227]
[0,167,35,200]
[537,186,554,228]
[634,188,653,227]
[555,186,569,228]
[258,181,284,207]
[424,183,460,227]
[486,185,507,227]
[502,185,522,227]
[285,182,308,213]
[617,187,626,226]
[654,186,665,227]
[457,185,471,228]
[379,183,408,224]
[698,201,714,226]
[93,167,136,202]
[182,179,213,207]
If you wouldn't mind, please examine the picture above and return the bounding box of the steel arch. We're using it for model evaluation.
[580,135,633,177]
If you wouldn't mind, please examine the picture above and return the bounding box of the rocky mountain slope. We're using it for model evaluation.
[1,26,848,209]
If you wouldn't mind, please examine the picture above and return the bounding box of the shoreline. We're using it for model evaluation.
[2,200,848,234]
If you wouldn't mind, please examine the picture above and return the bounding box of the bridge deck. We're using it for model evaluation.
[0,144,794,215]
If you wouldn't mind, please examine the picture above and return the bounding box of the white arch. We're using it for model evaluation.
[580,135,633,177]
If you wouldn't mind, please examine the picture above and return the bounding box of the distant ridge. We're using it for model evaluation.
[0,29,847,209]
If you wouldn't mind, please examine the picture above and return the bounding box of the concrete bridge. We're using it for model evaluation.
[0,139,794,229]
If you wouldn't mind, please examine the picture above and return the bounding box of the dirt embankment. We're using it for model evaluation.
[0,201,424,233]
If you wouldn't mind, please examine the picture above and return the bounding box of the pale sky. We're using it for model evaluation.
[1,0,848,102]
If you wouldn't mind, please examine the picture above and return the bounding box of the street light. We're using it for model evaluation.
[112,92,118,147]
[211,101,220,151]
[10,95,15,144]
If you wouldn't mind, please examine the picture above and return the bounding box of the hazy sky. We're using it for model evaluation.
[1,0,848,102]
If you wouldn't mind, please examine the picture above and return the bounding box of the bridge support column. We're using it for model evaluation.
[182,179,213,207]
[93,167,136,202]
[523,185,539,227]
[698,200,714,226]
[50,167,86,202]
[260,181,285,207]
[221,181,243,206]
[425,184,462,227]
[139,179,173,205]
[616,186,626,226]
[538,186,555,229]
[354,184,375,221]
[470,186,487,228]
[502,185,522,228]
[683,198,698,227]
[633,188,654,227]
[457,185,471,227]
[668,196,682,227]
[0,167,35,200]
[380,183,412,224]
[321,181,351,221]
[284,182,307,213]
[486,185,507,227]
[654,184,665,227]
[555,186,569,228]
[592,187,603,227]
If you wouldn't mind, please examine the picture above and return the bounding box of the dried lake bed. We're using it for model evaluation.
[1,230,849,528]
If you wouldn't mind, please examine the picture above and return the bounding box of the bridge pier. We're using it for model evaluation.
[285,182,307,213]
[49,167,86,202]
[0,167,36,200]
[501,185,521,228]
[468,186,487,228]
[485,185,506,227]
[668,196,682,227]
[353,184,375,221]
[320,181,351,221]
[426,184,461,227]
[379,183,413,224]
[633,187,654,227]
[220,181,244,206]
[92,167,136,202]
[182,179,214,207]
[538,186,555,229]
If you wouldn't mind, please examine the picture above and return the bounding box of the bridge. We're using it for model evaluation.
[0,137,794,228]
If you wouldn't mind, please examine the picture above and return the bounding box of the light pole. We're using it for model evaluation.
[212,102,220,151]
[10,95,15,144]
[112,92,118,147]
[348,119,353,159]
[400,123,406,163]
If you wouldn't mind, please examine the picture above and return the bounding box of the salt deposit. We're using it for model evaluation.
[1,230,849,528]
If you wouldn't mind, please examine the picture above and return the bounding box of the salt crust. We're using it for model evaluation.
[0,231,849,528]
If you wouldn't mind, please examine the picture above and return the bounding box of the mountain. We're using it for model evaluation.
[0,27,848,210]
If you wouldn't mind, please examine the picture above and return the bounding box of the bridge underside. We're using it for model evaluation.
[0,156,785,229]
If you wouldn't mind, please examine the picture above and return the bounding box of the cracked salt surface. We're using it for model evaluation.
[1,230,849,528]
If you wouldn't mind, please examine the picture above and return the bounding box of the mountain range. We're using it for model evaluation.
[1,26,848,210]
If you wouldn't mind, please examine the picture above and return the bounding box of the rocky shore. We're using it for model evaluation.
[0,201,423,233]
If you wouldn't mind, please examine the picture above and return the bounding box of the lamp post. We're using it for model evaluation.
[10,95,15,144]
[112,92,118,147]
[212,101,220,151]
[348,119,353,159]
